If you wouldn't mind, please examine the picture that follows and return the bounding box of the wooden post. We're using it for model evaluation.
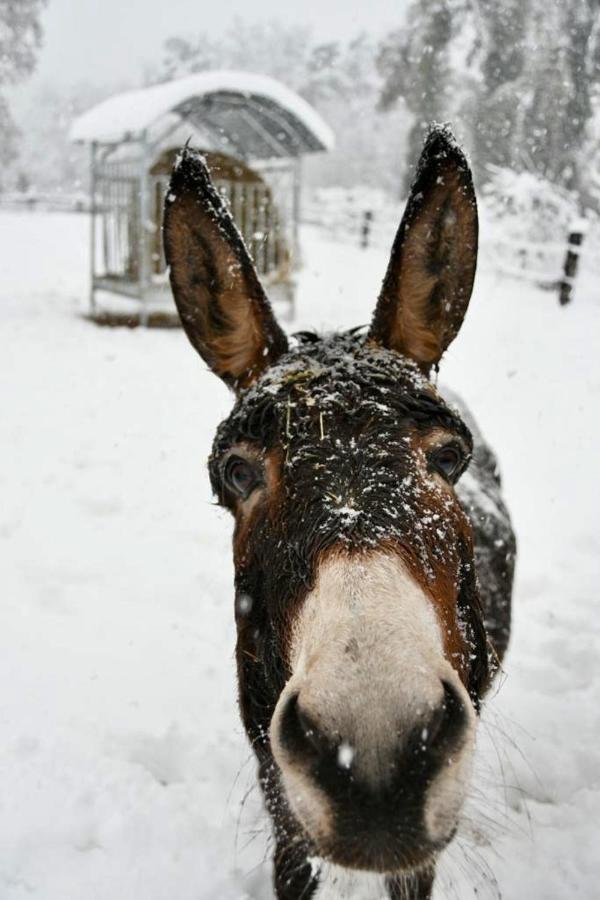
[292,157,302,264]
[138,133,150,326]
[559,217,587,306]
[361,210,373,249]
[289,158,302,321]
[89,142,97,317]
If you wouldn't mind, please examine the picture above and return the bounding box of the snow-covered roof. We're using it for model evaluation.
[69,71,334,159]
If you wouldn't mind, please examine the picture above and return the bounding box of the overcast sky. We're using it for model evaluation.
[28,0,406,90]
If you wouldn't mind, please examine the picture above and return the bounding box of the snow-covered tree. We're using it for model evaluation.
[155,22,411,195]
[377,0,467,189]
[0,0,47,165]
[4,81,105,193]
[378,0,600,207]
[469,0,527,177]
[473,0,600,194]
[156,20,314,94]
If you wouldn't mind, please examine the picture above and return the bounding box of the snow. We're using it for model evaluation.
[1,211,599,899]
[69,70,335,152]
[337,742,355,770]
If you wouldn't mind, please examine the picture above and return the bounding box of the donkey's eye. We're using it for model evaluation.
[430,445,464,482]
[224,456,259,499]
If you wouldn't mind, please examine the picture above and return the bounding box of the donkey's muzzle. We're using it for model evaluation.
[277,680,470,871]
[270,552,477,872]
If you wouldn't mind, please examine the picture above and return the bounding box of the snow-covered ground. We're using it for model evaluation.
[1,211,599,899]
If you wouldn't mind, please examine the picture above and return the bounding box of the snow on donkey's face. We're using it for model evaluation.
[164,126,485,883]
[209,335,482,871]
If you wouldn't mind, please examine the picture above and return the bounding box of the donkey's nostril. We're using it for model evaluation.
[296,706,319,750]
[279,693,332,760]
[421,680,467,756]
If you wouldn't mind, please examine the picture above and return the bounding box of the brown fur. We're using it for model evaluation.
[164,156,288,388]
[370,134,478,368]
[231,448,284,567]
[229,423,474,691]
[164,129,513,900]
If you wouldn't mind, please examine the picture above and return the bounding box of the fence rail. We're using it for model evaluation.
[0,191,595,304]
[0,193,90,213]
[301,195,596,303]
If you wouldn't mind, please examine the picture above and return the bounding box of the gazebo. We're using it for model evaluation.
[70,71,334,324]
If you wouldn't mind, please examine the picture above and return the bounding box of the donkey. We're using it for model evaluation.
[163,126,516,900]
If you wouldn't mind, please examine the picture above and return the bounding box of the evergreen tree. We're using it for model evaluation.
[475,0,600,193]
[378,0,600,204]
[377,0,457,189]
[0,0,47,164]
[155,22,411,194]
[470,0,528,177]
[561,0,600,195]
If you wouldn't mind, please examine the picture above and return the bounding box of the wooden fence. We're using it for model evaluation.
[0,192,90,213]
[301,195,595,305]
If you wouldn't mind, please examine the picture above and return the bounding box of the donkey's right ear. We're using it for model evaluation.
[163,147,288,391]
[369,126,478,371]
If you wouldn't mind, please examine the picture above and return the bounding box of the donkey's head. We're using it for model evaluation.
[164,127,487,876]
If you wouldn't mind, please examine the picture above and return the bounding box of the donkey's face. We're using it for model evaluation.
[164,128,486,876]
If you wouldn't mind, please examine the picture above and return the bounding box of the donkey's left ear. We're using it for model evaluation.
[369,126,478,370]
[163,147,288,391]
